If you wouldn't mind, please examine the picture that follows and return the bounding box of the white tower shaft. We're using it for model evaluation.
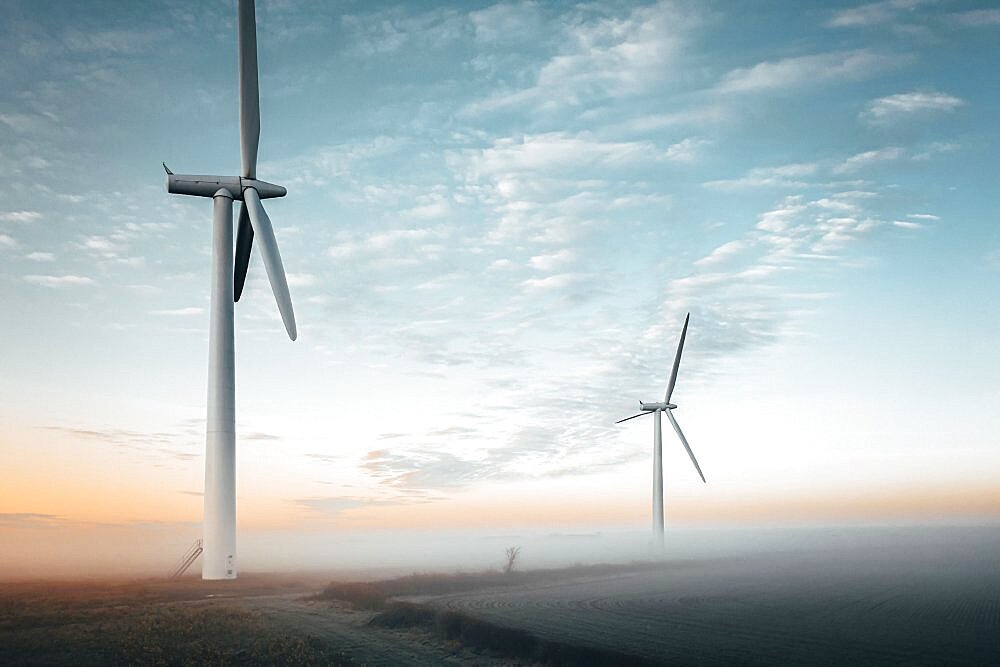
[203,192,237,580]
[653,409,664,547]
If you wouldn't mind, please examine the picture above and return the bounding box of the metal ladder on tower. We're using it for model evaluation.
[168,539,203,580]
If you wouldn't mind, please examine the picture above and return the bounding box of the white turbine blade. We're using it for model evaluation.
[243,187,296,340]
[616,412,651,424]
[664,313,690,403]
[664,409,705,483]
[238,0,260,179]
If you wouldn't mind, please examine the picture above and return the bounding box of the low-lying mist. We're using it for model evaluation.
[3,519,998,581]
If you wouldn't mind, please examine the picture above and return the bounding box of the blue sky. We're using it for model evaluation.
[1,0,999,567]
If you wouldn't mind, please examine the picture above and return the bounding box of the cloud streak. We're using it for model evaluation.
[860,91,965,123]
[715,50,906,93]
[463,1,699,116]
[834,147,905,173]
[23,274,95,287]
[826,0,933,28]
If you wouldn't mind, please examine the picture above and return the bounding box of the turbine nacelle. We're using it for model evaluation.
[640,401,676,411]
[166,171,286,200]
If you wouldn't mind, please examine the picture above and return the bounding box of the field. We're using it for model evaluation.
[406,547,1000,664]
[2,526,998,665]
[0,574,501,665]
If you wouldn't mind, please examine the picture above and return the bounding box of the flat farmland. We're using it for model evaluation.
[3,527,998,664]
[411,533,1000,664]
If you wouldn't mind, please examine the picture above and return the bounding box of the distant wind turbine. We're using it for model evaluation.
[617,313,705,548]
[163,0,295,579]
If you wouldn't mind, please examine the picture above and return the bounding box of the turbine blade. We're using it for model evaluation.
[243,187,296,340]
[233,202,254,302]
[616,412,650,424]
[238,0,260,179]
[664,409,705,483]
[664,313,690,403]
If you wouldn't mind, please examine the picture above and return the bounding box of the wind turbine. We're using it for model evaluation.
[163,0,295,580]
[616,313,705,548]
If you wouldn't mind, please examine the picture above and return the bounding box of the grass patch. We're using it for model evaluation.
[0,582,351,666]
[110,605,346,666]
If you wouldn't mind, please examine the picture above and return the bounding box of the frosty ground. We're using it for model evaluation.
[2,525,997,665]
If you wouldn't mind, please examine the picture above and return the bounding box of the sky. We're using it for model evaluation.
[1,0,999,576]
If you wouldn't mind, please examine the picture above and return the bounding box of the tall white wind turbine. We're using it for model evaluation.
[163,0,295,580]
[616,313,705,549]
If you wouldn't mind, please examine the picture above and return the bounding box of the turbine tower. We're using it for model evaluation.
[163,0,295,580]
[616,313,705,549]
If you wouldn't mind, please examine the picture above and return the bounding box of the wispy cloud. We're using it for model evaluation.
[625,191,889,395]
[520,272,584,293]
[664,137,711,162]
[861,91,964,123]
[0,112,57,134]
[404,193,452,220]
[327,226,448,261]
[826,0,932,28]
[469,2,545,44]
[363,447,508,490]
[0,210,42,223]
[528,249,575,272]
[912,141,959,161]
[267,136,407,190]
[618,106,727,133]
[704,163,818,190]
[286,273,317,287]
[715,49,905,93]
[23,274,95,287]
[833,147,905,173]
[462,132,676,177]
[0,512,67,528]
[244,432,282,442]
[341,6,465,57]
[40,424,199,463]
[449,131,687,246]
[694,240,748,267]
[463,1,698,115]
